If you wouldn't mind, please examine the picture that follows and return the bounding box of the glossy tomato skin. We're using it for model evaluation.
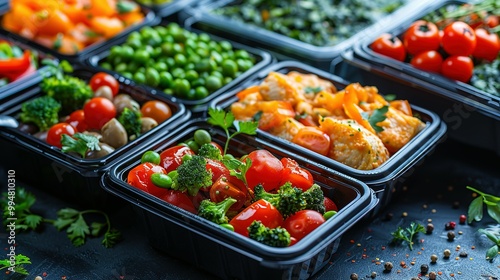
[441,55,474,83]
[205,158,230,186]
[141,100,172,124]
[83,97,117,130]
[127,162,169,198]
[410,50,443,73]
[403,20,441,55]
[89,72,119,96]
[159,145,195,173]
[209,176,246,211]
[229,199,284,237]
[279,157,314,191]
[283,210,326,241]
[291,126,331,156]
[324,197,338,212]
[441,21,477,56]
[67,109,88,132]
[244,149,284,192]
[370,33,406,61]
[46,123,76,148]
[160,189,197,214]
[472,28,500,62]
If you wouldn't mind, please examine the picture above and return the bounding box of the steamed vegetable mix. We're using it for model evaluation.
[127,108,339,247]
[0,41,38,86]
[18,60,173,158]
[100,23,256,100]
[2,0,146,55]
[211,0,407,47]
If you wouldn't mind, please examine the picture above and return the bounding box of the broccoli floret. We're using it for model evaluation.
[248,220,291,247]
[198,143,223,160]
[19,96,61,131]
[171,155,213,196]
[198,197,236,224]
[41,75,93,114]
[118,107,142,140]
[302,184,326,214]
[253,182,306,218]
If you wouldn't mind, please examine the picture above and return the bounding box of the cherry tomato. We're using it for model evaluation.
[441,21,477,56]
[297,114,317,127]
[370,33,407,61]
[410,50,443,73]
[89,72,119,96]
[403,20,441,55]
[229,199,284,237]
[67,109,88,132]
[472,28,500,62]
[441,55,474,83]
[140,100,172,124]
[244,150,284,192]
[209,176,246,211]
[83,97,116,130]
[159,145,195,173]
[209,141,224,155]
[283,210,325,241]
[485,15,499,28]
[46,123,76,148]
[291,126,331,156]
[127,162,169,198]
[256,101,295,131]
[159,189,197,214]
[279,157,314,192]
[323,197,338,212]
[205,158,230,186]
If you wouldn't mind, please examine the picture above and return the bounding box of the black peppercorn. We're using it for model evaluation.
[426,223,434,234]
[420,263,429,274]
[447,231,456,241]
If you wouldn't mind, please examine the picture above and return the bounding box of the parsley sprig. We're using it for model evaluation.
[362,105,389,133]
[478,228,500,261]
[391,222,425,250]
[61,132,101,158]
[466,186,500,224]
[0,254,31,276]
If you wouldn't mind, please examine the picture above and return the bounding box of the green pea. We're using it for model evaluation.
[184,69,199,82]
[141,150,161,164]
[219,41,233,52]
[158,71,174,88]
[174,53,187,66]
[219,223,234,231]
[145,68,160,87]
[121,45,134,60]
[185,89,196,100]
[195,59,211,72]
[237,59,253,72]
[171,68,185,79]
[205,75,222,92]
[323,210,337,220]
[133,72,146,84]
[186,140,199,153]
[194,86,209,99]
[193,129,211,146]
[173,78,191,97]
[155,61,168,72]
[222,60,238,77]
[100,62,112,70]
[151,173,173,189]
[235,50,251,60]
[133,49,150,65]
[182,153,193,162]
[115,62,128,73]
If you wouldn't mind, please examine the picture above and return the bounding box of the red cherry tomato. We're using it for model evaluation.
[403,20,441,55]
[67,109,88,132]
[89,72,119,96]
[159,145,195,173]
[472,28,500,62]
[83,97,116,130]
[244,150,284,192]
[209,176,247,211]
[140,100,172,124]
[159,189,197,214]
[279,157,314,191]
[127,162,169,198]
[441,21,477,56]
[370,33,407,61]
[410,50,443,73]
[46,123,76,148]
[283,210,326,242]
[324,197,338,212]
[441,55,474,83]
[205,158,230,186]
[291,126,331,156]
[209,141,224,154]
[485,15,499,28]
[229,199,284,237]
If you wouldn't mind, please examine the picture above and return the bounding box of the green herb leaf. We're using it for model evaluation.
[116,1,138,14]
[0,254,31,276]
[468,196,484,223]
[486,245,499,261]
[367,105,388,133]
[91,222,106,237]
[478,228,500,244]
[66,214,90,247]
[466,186,500,224]
[487,203,500,224]
[390,221,425,250]
[223,157,252,187]
[61,133,100,158]
[24,214,43,229]
[102,228,122,248]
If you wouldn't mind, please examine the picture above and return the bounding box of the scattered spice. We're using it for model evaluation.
[402,212,408,217]
[430,254,438,263]
[431,209,437,213]
[452,201,460,209]
[384,213,394,221]
[350,272,359,280]
[459,251,468,258]
[371,271,377,278]
[429,271,437,280]
[384,262,393,272]
[445,221,456,230]
[35,277,42,280]
[447,231,456,241]
[459,214,467,224]
[443,249,451,258]
[420,264,429,274]
[426,223,434,234]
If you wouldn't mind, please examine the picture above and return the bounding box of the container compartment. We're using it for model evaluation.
[134,0,199,19]
[101,118,377,280]
[0,65,189,208]
[210,60,447,215]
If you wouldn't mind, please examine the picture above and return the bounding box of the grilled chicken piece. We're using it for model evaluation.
[287,71,337,97]
[268,117,305,141]
[319,117,390,170]
[259,72,305,105]
[376,107,426,154]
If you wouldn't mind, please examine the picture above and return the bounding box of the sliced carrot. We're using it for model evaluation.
[2,3,34,33]
[88,0,116,17]
[118,11,145,27]
[314,90,344,112]
[89,16,124,38]
[35,9,74,37]
[343,84,375,134]
[236,85,261,100]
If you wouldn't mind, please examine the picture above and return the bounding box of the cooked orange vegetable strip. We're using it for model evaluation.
[236,85,261,100]
[343,83,376,134]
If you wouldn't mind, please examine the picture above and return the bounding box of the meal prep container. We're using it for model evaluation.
[100,118,378,280]
[331,0,500,154]
[0,3,156,63]
[86,18,273,114]
[179,0,434,71]
[0,65,189,208]
[135,0,199,18]
[210,61,447,215]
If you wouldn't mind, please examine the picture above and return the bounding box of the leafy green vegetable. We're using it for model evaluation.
[362,105,388,133]
[61,133,101,158]
[391,222,425,250]
[0,254,31,276]
[222,157,252,188]
[466,186,500,224]
[1,188,43,232]
[19,95,61,131]
[118,107,142,139]
[478,228,500,261]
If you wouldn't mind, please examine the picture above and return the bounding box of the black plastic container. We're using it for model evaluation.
[180,0,434,71]
[0,65,189,208]
[210,61,447,215]
[0,3,156,63]
[135,0,199,18]
[101,118,377,280]
[86,18,273,114]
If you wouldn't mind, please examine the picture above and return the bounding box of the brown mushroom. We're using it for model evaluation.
[94,86,114,101]
[86,142,115,159]
[101,118,128,148]
[140,117,158,133]
[113,94,140,115]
